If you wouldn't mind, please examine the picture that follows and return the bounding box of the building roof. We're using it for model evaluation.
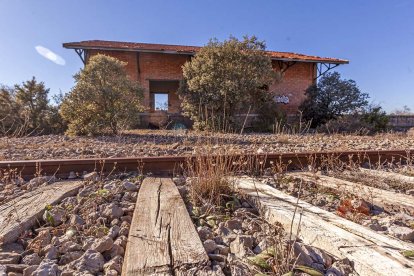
[63,40,349,64]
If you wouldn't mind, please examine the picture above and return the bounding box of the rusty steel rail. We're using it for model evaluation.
[0,149,413,179]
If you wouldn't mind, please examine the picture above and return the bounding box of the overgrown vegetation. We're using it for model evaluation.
[299,72,390,134]
[317,105,389,134]
[60,54,145,136]
[0,77,65,136]
[178,36,279,132]
[300,72,369,128]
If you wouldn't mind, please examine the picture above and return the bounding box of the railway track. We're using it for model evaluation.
[1,149,414,275]
[1,149,413,179]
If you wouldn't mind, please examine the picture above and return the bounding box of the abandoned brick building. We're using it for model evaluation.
[63,40,348,127]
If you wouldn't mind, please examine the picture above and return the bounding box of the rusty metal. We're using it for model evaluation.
[0,150,412,179]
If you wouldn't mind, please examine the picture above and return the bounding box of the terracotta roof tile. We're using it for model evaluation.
[63,40,348,64]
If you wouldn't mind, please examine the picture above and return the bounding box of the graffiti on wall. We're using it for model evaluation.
[274,94,290,104]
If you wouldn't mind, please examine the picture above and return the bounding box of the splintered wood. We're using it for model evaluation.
[0,181,83,245]
[291,172,414,215]
[122,178,208,276]
[235,177,414,276]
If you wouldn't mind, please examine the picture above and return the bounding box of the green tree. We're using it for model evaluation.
[60,54,144,135]
[14,77,50,131]
[178,36,278,131]
[300,72,369,127]
[0,79,65,136]
[0,85,21,134]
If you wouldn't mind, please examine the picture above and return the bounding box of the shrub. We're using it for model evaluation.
[317,106,389,134]
[300,72,369,128]
[178,36,278,132]
[60,54,144,136]
[361,106,389,132]
[253,99,286,132]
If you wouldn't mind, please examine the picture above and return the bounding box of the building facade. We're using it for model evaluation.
[63,40,348,127]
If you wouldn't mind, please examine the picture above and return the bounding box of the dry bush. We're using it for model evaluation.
[186,154,239,207]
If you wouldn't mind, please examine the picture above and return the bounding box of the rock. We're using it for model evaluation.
[304,244,332,269]
[114,236,127,249]
[43,207,65,226]
[215,245,229,255]
[120,215,132,223]
[27,176,55,190]
[253,239,270,254]
[43,245,58,260]
[58,251,83,265]
[0,265,6,276]
[241,202,251,208]
[3,264,28,274]
[0,243,24,254]
[32,259,59,276]
[78,186,94,197]
[105,269,118,276]
[108,225,120,239]
[82,237,95,251]
[229,235,254,258]
[23,265,38,276]
[69,249,104,274]
[59,241,82,253]
[122,181,138,192]
[0,252,21,264]
[107,244,124,259]
[91,236,114,253]
[172,176,186,186]
[203,239,217,253]
[406,189,414,196]
[103,203,124,219]
[208,253,226,262]
[22,253,41,265]
[69,214,85,226]
[388,225,414,241]
[293,242,332,271]
[118,226,129,236]
[103,182,116,190]
[103,256,122,273]
[197,226,214,241]
[83,172,98,181]
[366,219,385,231]
[326,258,354,276]
[7,272,21,276]
[68,171,77,179]
[27,231,51,253]
[224,219,242,231]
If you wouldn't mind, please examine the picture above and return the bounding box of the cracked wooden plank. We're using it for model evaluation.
[122,177,208,276]
[0,181,83,245]
[235,177,414,276]
[360,168,414,187]
[290,172,414,215]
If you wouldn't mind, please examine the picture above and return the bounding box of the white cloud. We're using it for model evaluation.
[35,46,66,65]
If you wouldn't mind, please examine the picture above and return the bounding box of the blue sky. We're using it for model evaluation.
[0,0,413,112]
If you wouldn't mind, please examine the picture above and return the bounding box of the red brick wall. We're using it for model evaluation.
[87,50,139,81]
[137,52,189,111]
[270,61,316,115]
[86,50,315,119]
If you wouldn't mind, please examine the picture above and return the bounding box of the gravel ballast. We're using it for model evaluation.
[1,130,413,161]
